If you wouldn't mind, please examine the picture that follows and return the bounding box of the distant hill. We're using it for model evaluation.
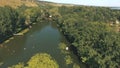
[0,0,38,8]
[37,1,74,7]
[1,0,116,9]
[110,7,120,10]
[0,0,74,8]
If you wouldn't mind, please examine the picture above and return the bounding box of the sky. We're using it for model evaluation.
[42,0,120,7]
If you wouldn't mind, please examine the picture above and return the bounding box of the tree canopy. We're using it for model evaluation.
[9,53,59,68]
[57,6,120,68]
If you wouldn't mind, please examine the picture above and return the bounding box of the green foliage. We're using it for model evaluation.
[58,43,69,54]
[0,5,52,43]
[27,53,59,68]
[81,57,87,63]
[73,63,80,68]
[58,6,120,22]
[9,53,59,68]
[65,55,73,65]
[0,6,19,43]
[59,43,67,50]
[8,63,24,68]
[57,6,120,68]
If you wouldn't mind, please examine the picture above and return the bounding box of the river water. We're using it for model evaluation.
[0,22,85,68]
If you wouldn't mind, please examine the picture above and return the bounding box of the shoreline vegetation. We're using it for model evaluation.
[0,4,52,44]
[0,0,120,68]
[56,6,120,68]
[3,28,29,44]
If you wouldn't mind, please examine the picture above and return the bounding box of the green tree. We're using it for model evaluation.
[27,53,59,68]
[9,53,59,68]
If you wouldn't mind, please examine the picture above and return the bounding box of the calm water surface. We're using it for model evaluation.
[0,22,85,68]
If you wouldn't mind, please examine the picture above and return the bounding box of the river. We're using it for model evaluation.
[0,22,85,68]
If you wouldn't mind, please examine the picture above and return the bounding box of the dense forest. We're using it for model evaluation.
[56,6,120,68]
[0,1,120,68]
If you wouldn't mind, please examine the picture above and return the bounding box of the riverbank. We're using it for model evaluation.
[0,19,51,45]
[0,22,69,68]
[13,28,29,36]
[0,28,29,45]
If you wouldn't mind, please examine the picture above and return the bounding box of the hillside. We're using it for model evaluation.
[37,1,74,7]
[0,0,38,8]
[0,0,75,8]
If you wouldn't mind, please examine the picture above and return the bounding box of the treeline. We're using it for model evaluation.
[59,6,120,22]
[0,5,51,43]
[0,6,19,43]
[56,6,120,68]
